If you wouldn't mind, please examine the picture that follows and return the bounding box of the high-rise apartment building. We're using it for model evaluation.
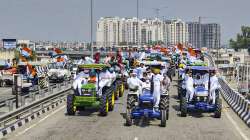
[202,23,221,49]
[187,22,202,48]
[96,17,220,48]
[169,19,189,45]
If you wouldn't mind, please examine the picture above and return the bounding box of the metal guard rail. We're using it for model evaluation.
[205,53,250,127]
[0,81,72,127]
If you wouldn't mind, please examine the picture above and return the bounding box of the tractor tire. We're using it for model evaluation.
[115,86,119,100]
[159,96,168,110]
[166,96,169,120]
[126,109,132,126]
[127,95,136,109]
[100,93,109,116]
[119,83,124,97]
[108,90,115,111]
[214,98,222,118]
[160,110,167,127]
[67,94,75,115]
[180,96,187,117]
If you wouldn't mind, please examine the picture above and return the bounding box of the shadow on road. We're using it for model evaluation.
[65,108,99,117]
[120,113,160,128]
[171,95,180,101]
[172,105,180,112]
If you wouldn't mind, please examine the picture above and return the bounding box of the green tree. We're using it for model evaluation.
[230,26,250,51]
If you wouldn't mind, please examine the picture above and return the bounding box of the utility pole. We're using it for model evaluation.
[90,0,93,58]
[137,0,139,48]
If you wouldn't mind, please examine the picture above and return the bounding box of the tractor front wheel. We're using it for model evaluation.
[67,94,75,115]
[160,110,167,127]
[180,96,187,117]
[100,94,109,116]
[214,97,222,118]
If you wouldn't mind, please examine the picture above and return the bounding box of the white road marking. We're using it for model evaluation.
[15,105,65,137]
[223,106,249,140]
[134,137,138,140]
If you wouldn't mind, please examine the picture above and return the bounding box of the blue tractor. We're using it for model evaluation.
[125,64,169,127]
[180,66,222,118]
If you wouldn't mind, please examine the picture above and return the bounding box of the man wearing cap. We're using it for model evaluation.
[152,68,164,109]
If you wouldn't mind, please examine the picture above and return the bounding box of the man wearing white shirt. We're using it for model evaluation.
[73,69,89,95]
[210,71,219,104]
[127,72,143,96]
[152,68,164,109]
[185,70,194,102]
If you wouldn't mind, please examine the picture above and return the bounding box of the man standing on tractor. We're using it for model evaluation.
[152,68,164,110]
[210,70,219,104]
[185,70,194,102]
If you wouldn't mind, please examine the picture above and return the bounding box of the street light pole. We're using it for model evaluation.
[90,0,93,58]
[153,7,167,46]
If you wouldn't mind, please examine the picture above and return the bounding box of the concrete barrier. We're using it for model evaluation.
[232,94,240,110]
[236,95,245,113]
[239,100,248,118]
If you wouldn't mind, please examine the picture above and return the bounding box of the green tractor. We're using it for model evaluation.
[67,64,117,116]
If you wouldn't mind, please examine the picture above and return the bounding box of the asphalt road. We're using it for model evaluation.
[4,77,250,140]
[0,87,14,101]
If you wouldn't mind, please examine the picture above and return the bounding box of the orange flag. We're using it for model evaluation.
[177,43,184,52]
[188,47,196,57]
[55,48,63,54]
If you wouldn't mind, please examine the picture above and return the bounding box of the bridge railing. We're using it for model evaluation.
[0,80,72,116]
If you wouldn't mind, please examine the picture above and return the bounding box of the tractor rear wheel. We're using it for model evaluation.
[119,83,124,97]
[127,95,136,109]
[214,98,222,118]
[180,96,187,117]
[115,86,119,100]
[100,93,109,116]
[67,94,75,115]
[126,109,132,126]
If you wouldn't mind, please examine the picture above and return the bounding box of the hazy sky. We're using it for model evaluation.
[0,0,249,44]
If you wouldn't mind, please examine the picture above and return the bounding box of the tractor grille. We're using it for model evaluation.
[139,101,154,109]
[81,89,96,96]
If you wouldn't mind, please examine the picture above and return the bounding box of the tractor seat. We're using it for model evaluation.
[194,86,208,97]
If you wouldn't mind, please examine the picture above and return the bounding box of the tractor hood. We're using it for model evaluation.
[81,83,96,90]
